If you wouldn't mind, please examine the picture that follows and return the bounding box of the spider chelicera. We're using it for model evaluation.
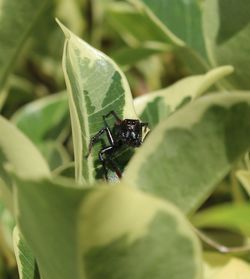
[86,110,149,180]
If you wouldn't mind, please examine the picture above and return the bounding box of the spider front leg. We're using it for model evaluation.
[140,122,149,143]
[141,122,149,132]
[103,110,122,126]
[107,157,122,179]
[85,127,114,158]
[99,146,121,180]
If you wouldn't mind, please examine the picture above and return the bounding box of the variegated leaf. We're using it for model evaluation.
[13,227,37,279]
[15,176,202,279]
[203,252,232,279]
[124,93,250,214]
[57,20,138,184]
[134,66,233,129]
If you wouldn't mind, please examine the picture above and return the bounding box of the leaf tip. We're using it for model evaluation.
[55,18,71,39]
[223,65,235,75]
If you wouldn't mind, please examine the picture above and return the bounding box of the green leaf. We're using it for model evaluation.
[0,0,51,91]
[0,87,8,111]
[57,20,138,184]
[0,202,15,250]
[134,66,233,128]
[15,176,202,279]
[108,2,209,74]
[124,93,250,214]
[139,0,207,58]
[128,0,210,74]
[11,92,69,144]
[107,2,183,47]
[38,142,70,171]
[112,44,169,67]
[236,170,250,196]
[11,93,70,171]
[52,162,75,178]
[13,227,37,279]
[15,177,85,279]
[0,256,5,278]
[191,204,250,236]
[203,0,250,89]
[2,75,35,116]
[0,177,13,213]
[0,200,15,270]
[174,46,209,75]
[0,116,50,179]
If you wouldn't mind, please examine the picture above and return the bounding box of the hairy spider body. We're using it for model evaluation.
[86,111,148,180]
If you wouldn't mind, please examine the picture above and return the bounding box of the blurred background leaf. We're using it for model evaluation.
[139,0,207,59]
[192,204,250,236]
[203,0,250,89]
[0,0,54,111]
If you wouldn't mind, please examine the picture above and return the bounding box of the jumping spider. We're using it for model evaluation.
[86,110,149,180]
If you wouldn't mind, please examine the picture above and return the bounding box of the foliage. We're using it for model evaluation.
[0,0,250,278]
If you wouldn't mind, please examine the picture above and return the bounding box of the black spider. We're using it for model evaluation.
[86,110,149,180]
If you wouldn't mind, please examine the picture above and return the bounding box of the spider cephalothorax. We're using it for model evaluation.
[86,111,149,180]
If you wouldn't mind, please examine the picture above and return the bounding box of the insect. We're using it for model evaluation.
[86,110,149,180]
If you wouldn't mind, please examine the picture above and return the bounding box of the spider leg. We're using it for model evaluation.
[141,122,149,132]
[86,127,114,158]
[103,110,122,126]
[140,122,149,143]
[107,157,122,178]
[99,146,115,180]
